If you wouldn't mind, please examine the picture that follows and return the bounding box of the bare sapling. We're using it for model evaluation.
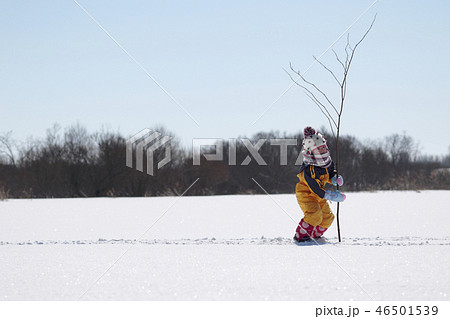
[287,16,376,242]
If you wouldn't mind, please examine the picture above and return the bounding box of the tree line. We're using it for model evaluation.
[0,124,449,199]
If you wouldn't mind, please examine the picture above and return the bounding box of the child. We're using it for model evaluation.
[294,126,346,242]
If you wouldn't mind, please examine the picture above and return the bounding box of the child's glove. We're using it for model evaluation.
[324,190,346,202]
[331,175,344,186]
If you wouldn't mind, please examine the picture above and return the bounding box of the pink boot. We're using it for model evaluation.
[312,226,328,239]
[294,219,314,242]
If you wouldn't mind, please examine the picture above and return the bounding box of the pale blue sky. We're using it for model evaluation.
[1,1,449,156]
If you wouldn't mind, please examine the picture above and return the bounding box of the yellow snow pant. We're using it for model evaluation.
[296,184,335,228]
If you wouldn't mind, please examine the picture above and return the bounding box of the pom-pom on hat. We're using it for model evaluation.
[302,126,326,151]
[303,126,316,138]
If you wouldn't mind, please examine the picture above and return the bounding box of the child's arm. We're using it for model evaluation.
[327,162,344,186]
[303,166,326,198]
[303,167,346,202]
[326,162,336,184]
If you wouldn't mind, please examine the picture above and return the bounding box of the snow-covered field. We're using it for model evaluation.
[0,191,449,301]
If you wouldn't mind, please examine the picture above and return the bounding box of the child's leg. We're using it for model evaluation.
[299,199,324,227]
[295,199,324,240]
[311,199,335,238]
[318,199,334,229]
[295,218,314,241]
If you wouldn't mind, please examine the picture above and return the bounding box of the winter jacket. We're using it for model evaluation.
[296,162,336,199]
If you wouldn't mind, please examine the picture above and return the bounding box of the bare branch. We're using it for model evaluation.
[312,55,341,86]
[339,15,377,114]
[284,68,338,129]
[332,49,346,72]
[353,14,377,51]
[304,91,338,136]
[344,34,351,69]
[289,62,340,116]
[342,80,347,101]
[303,90,338,129]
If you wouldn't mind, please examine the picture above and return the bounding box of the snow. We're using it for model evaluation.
[0,191,449,300]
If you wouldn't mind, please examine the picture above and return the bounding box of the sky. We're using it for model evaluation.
[1,0,449,156]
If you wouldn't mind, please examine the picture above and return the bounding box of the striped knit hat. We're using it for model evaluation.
[301,126,332,167]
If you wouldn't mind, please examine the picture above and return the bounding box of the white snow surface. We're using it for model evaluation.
[0,191,449,301]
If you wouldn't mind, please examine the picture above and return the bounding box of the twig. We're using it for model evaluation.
[289,63,340,116]
[313,55,342,86]
[284,68,338,130]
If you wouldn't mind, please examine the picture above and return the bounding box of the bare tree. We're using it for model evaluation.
[385,133,418,167]
[287,15,376,242]
[0,131,17,166]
